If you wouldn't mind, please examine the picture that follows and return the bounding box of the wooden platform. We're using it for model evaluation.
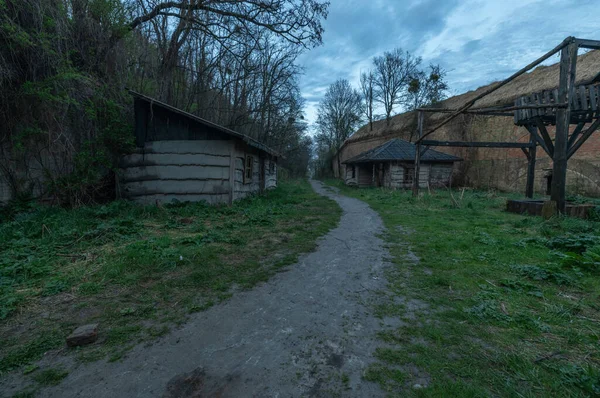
[514,84,600,126]
[506,199,596,219]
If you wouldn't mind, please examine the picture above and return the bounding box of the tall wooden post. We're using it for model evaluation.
[552,41,578,213]
[412,111,424,197]
[525,131,537,199]
[372,163,375,186]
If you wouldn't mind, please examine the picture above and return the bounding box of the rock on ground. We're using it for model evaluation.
[66,324,99,347]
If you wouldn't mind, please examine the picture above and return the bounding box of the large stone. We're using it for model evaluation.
[66,323,99,347]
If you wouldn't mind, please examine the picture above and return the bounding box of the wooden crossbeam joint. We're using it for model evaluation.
[533,118,555,157]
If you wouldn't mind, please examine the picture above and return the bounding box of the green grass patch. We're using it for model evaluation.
[0,180,341,375]
[324,179,600,397]
[32,367,68,386]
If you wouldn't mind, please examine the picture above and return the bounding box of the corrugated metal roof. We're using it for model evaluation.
[344,139,462,164]
[129,90,280,157]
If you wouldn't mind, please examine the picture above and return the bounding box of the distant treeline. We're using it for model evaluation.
[312,48,449,177]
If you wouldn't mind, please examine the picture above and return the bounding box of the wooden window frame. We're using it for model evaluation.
[244,155,253,184]
[269,160,275,174]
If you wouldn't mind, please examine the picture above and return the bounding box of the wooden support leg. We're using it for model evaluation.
[552,42,578,213]
[412,111,424,196]
[567,118,600,159]
[567,122,586,149]
[526,137,537,198]
[532,119,554,157]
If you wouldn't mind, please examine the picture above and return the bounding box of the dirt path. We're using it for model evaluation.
[35,180,392,397]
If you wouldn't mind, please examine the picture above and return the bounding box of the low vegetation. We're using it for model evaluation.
[0,180,341,380]
[325,180,600,397]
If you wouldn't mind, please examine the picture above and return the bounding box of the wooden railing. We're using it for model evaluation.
[514,84,600,125]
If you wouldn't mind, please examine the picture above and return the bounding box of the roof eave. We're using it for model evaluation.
[128,89,282,158]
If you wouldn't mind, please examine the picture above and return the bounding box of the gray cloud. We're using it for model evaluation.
[299,0,599,127]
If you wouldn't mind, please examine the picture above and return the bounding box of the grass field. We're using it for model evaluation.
[0,180,341,382]
[325,179,600,397]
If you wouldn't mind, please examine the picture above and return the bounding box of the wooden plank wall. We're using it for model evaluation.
[119,140,233,204]
[357,164,373,187]
[264,159,277,190]
[429,164,453,187]
[233,146,260,201]
[344,164,358,186]
[387,163,429,189]
[342,162,453,190]
[385,162,453,189]
[388,163,406,189]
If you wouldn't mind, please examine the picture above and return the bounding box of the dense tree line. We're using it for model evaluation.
[0,0,329,205]
[313,47,448,177]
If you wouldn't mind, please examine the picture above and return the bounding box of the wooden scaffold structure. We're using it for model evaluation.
[411,36,600,215]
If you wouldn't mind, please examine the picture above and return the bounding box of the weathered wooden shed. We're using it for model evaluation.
[118,91,279,204]
[343,139,461,189]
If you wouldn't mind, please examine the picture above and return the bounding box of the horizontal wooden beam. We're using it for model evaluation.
[416,109,514,117]
[416,36,575,144]
[575,38,600,50]
[417,103,568,115]
[421,140,534,148]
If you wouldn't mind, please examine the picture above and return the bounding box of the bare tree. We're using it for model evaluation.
[125,0,328,103]
[127,0,329,47]
[407,64,449,111]
[372,48,421,125]
[315,79,362,174]
[360,70,375,131]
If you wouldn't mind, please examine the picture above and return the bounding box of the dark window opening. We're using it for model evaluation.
[244,155,253,183]
[351,166,356,179]
[404,167,414,184]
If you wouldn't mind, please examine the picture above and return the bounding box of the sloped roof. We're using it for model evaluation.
[129,90,280,157]
[344,139,462,164]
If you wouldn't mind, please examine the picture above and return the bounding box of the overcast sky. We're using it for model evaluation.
[297,0,600,130]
